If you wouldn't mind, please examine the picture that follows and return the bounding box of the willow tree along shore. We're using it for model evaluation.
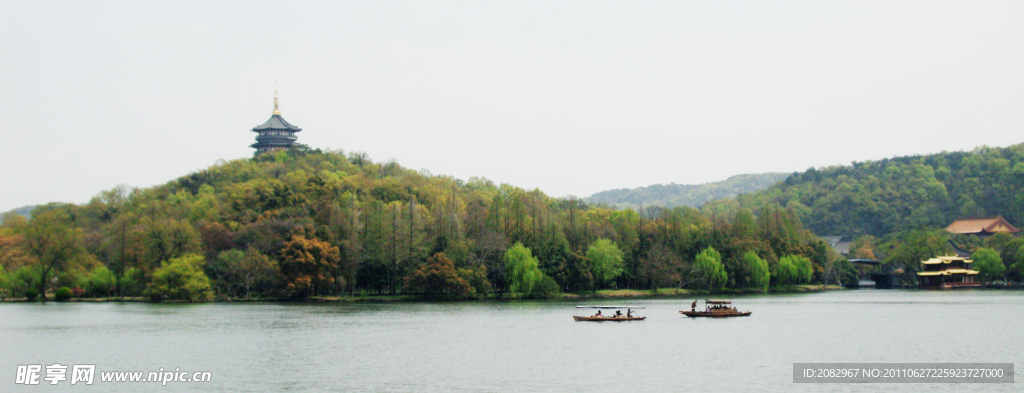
[1,148,860,302]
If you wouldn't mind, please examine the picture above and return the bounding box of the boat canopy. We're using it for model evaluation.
[705,299,732,304]
[575,306,646,309]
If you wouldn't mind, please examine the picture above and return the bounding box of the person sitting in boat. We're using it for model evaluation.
[593,310,603,317]
[614,310,623,318]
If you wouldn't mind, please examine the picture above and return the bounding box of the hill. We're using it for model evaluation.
[587,173,790,209]
[0,147,851,300]
[704,144,1024,237]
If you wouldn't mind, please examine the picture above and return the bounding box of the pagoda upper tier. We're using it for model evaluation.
[251,93,302,155]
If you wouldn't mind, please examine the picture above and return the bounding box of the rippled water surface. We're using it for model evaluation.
[2,290,1021,392]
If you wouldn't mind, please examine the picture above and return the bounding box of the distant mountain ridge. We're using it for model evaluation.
[708,143,1024,237]
[0,205,36,223]
[587,173,790,208]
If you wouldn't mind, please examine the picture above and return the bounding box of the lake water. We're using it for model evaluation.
[1,290,1021,392]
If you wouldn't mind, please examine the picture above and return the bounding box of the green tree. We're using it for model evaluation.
[971,247,1005,282]
[532,275,561,298]
[732,208,759,239]
[586,238,624,288]
[693,247,727,290]
[0,268,9,299]
[638,244,684,289]
[213,249,245,295]
[883,229,950,276]
[772,256,795,286]
[555,251,594,292]
[120,267,144,297]
[1010,247,1024,282]
[142,218,201,271]
[85,265,116,297]
[983,233,1023,267]
[505,242,543,297]
[457,264,492,298]
[777,255,812,285]
[144,254,214,302]
[791,255,814,284]
[741,251,770,292]
[101,212,141,296]
[216,248,278,299]
[21,210,85,302]
[9,266,39,299]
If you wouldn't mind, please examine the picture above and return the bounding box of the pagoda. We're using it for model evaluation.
[917,256,980,289]
[251,90,302,155]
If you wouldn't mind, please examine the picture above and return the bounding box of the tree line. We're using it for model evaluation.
[1,148,869,301]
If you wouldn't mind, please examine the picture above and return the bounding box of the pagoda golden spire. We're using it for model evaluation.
[273,81,281,115]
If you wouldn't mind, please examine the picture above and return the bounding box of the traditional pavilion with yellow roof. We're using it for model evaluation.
[917,255,981,289]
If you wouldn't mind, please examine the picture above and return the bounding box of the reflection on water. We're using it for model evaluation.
[1,290,1021,392]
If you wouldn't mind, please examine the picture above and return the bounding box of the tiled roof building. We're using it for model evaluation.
[944,216,1020,236]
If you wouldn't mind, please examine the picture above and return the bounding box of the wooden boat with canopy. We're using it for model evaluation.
[573,306,646,321]
[680,299,751,318]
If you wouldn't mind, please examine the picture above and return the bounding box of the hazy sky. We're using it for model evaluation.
[2,1,1022,211]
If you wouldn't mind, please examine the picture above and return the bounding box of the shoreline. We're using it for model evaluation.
[0,285,846,303]
[7,284,1021,304]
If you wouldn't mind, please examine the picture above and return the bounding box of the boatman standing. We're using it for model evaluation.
[691,300,697,312]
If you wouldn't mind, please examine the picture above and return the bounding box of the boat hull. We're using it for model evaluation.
[573,316,646,322]
[679,311,752,318]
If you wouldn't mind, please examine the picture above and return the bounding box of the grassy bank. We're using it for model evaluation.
[563,285,844,299]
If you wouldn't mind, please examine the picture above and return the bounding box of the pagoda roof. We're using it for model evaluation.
[917,269,979,276]
[944,269,979,275]
[252,114,302,132]
[944,216,1020,234]
[921,256,973,265]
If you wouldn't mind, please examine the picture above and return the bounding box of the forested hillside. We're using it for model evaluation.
[587,173,789,209]
[0,148,855,301]
[702,144,1024,237]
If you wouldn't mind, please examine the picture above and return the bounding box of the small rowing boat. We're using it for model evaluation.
[680,299,751,318]
[574,306,646,321]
